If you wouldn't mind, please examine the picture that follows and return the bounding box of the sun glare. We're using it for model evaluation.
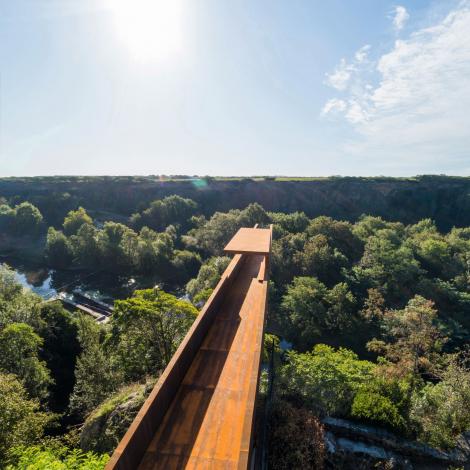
[108,0,183,62]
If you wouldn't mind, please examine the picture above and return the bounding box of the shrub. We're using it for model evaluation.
[351,391,406,432]
[6,445,109,470]
[410,356,470,449]
[0,374,51,465]
[279,344,374,416]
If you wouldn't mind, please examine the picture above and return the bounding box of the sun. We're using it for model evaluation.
[108,0,184,62]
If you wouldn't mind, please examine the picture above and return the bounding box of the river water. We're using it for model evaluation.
[2,257,143,304]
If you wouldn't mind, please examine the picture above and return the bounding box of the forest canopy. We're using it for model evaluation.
[1,187,470,468]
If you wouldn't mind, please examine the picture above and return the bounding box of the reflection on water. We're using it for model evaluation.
[14,267,55,299]
[3,258,139,303]
[2,257,185,304]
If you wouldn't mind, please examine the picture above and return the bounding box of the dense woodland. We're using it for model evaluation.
[1,177,470,468]
[3,175,470,231]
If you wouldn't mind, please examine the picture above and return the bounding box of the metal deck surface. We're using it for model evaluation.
[138,254,266,469]
[224,227,272,255]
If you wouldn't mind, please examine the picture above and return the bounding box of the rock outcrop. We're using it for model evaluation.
[80,382,153,454]
[323,417,470,469]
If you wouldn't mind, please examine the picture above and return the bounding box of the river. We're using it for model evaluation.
[2,257,145,304]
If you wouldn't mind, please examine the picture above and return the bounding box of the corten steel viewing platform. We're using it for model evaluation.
[107,226,272,470]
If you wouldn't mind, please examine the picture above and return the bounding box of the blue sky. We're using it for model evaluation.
[0,0,469,176]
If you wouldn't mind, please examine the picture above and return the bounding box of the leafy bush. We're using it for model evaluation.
[6,445,109,470]
[45,228,73,268]
[186,256,230,300]
[110,289,197,381]
[192,288,213,306]
[410,355,470,449]
[280,277,356,350]
[0,323,53,400]
[130,195,197,232]
[351,391,406,432]
[279,344,374,416]
[63,207,93,236]
[0,374,51,465]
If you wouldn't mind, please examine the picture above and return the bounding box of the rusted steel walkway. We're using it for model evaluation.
[107,227,272,470]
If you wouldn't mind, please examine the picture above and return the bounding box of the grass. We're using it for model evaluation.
[87,384,144,422]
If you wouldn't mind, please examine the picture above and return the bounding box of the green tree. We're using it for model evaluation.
[170,250,201,283]
[184,203,269,255]
[135,227,174,274]
[97,222,137,271]
[0,373,50,465]
[367,295,446,378]
[120,230,139,270]
[406,218,439,238]
[69,223,100,267]
[353,232,422,302]
[0,266,42,330]
[135,234,160,273]
[186,256,230,300]
[13,202,43,235]
[63,207,93,236]
[269,211,309,234]
[69,316,121,419]
[410,353,470,449]
[281,277,328,347]
[110,289,197,381]
[192,288,213,306]
[325,282,357,329]
[415,238,455,279]
[38,302,80,411]
[446,229,470,294]
[353,215,404,242]
[279,344,374,416]
[281,277,356,350]
[0,264,23,302]
[130,195,197,232]
[271,232,305,285]
[0,323,52,400]
[45,228,73,269]
[296,234,349,285]
[307,216,363,262]
[0,204,15,233]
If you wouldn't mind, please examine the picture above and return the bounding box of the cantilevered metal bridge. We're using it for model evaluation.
[106,226,272,470]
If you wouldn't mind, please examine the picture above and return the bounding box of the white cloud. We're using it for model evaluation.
[325,45,371,91]
[321,1,470,170]
[345,100,369,124]
[392,6,409,31]
[355,44,371,62]
[325,59,352,91]
[321,98,347,116]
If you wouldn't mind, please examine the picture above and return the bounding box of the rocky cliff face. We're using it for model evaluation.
[323,417,470,469]
[80,382,153,454]
[3,176,470,230]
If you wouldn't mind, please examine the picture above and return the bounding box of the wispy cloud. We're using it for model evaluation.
[392,5,409,31]
[355,44,371,62]
[321,1,470,172]
[325,45,371,91]
[321,98,347,116]
[325,59,353,91]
